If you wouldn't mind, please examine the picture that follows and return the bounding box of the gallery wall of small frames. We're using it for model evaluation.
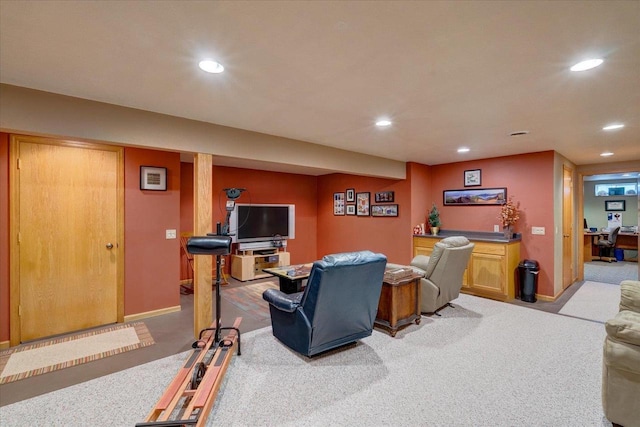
[334,189,398,217]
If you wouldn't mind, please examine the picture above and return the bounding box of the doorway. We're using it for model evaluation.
[579,169,639,285]
[9,135,124,345]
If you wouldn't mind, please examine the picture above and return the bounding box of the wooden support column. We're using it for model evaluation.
[193,153,213,338]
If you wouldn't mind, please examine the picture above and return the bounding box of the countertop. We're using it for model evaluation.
[413,229,522,243]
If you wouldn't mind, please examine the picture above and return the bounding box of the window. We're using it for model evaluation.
[594,182,637,197]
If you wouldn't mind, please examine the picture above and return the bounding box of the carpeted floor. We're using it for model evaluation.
[0,293,612,427]
[583,261,638,285]
[558,281,620,323]
[0,322,154,385]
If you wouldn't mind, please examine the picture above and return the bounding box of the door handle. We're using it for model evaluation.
[106,243,114,249]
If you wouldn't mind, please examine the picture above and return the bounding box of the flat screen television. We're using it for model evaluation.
[229,204,295,243]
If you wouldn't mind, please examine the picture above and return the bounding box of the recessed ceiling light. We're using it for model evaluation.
[602,123,624,131]
[600,151,614,157]
[570,59,603,72]
[375,119,392,127]
[198,60,224,73]
[457,147,470,153]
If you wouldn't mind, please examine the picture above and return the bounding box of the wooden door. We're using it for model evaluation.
[562,165,574,289]
[11,136,123,343]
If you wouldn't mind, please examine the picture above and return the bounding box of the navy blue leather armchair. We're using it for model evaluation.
[262,250,387,357]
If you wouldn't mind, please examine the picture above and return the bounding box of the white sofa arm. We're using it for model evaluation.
[620,280,640,314]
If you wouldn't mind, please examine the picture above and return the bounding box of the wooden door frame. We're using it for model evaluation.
[9,135,125,346]
[562,165,574,288]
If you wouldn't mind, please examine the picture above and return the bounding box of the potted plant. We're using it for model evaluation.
[428,203,441,235]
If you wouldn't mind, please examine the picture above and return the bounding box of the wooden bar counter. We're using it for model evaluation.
[413,230,521,302]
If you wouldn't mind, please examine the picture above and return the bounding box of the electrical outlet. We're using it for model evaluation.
[531,227,545,235]
[494,225,500,232]
[166,229,177,239]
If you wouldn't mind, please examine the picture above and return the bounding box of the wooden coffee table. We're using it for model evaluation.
[263,263,312,294]
[375,271,422,337]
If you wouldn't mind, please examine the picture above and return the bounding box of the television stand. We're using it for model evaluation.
[231,247,290,281]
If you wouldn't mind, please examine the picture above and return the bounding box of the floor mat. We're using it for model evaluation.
[558,281,620,323]
[0,322,154,384]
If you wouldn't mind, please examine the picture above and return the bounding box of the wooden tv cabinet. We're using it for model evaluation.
[231,248,290,281]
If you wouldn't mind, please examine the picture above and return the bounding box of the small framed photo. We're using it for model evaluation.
[371,204,398,217]
[140,166,167,191]
[346,188,355,202]
[333,192,345,215]
[346,205,356,215]
[356,192,370,216]
[375,191,394,203]
[464,169,481,187]
[605,200,625,211]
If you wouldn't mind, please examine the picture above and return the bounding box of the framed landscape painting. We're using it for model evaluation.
[443,188,506,206]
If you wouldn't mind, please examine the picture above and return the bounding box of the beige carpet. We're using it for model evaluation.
[0,322,154,384]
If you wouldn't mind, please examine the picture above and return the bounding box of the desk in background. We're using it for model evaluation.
[584,232,638,262]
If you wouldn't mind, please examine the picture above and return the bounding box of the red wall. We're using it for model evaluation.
[179,164,319,266]
[408,162,432,228]
[0,141,559,344]
[0,134,9,342]
[317,173,411,264]
[124,148,181,315]
[430,151,556,296]
[316,152,555,296]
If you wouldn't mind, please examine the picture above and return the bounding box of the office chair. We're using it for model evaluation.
[596,227,620,262]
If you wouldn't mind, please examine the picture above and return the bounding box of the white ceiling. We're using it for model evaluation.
[1,1,639,170]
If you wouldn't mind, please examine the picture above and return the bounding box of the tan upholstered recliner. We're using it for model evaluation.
[388,236,474,315]
[602,280,640,427]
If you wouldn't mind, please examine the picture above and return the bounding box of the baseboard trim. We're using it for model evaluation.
[0,340,9,350]
[124,305,181,322]
[535,294,556,302]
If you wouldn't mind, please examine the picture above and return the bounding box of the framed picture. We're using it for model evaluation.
[464,169,481,187]
[346,205,356,215]
[333,192,345,215]
[443,188,507,206]
[346,188,355,202]
[605,200,625,211]
[140,166,167,191]
[371,204,398,217]
[356,192,370,216]
[375,191,394,203]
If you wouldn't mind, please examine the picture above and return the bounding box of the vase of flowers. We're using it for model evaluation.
[428,203,441,235]
[499,196,520,239]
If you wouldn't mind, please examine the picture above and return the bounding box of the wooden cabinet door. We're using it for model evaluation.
[469,253,505,295]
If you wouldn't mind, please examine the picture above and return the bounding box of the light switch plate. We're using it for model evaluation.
[531,226,545,235]
[494,225,500,232]
[166,229,177,239]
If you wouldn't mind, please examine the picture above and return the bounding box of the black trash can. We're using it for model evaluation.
[518,260,539,303]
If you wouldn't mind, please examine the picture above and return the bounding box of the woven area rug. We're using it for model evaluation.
[558,281,620,323]
[222,281,279,320]
[0,322,154,384]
